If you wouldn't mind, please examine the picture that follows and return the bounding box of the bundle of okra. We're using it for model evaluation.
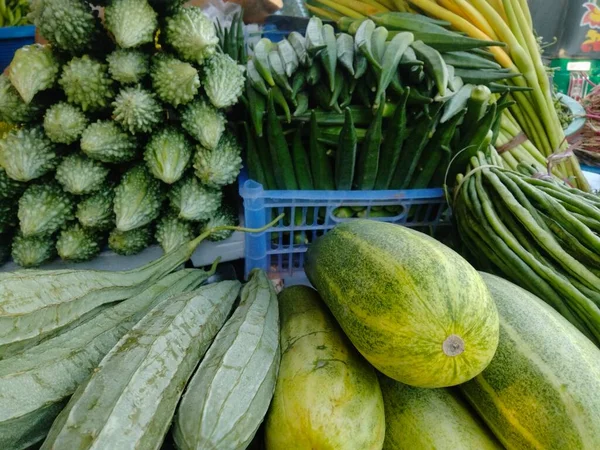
[454,153,600,346]
[243,15,521,193]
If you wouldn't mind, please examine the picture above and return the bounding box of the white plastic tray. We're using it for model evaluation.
[0,232,244,272]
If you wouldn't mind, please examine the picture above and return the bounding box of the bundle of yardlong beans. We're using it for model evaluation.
[454,153,600,345]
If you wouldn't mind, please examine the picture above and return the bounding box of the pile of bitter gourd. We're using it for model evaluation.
[454,153,600,346]
[243,15,520,194]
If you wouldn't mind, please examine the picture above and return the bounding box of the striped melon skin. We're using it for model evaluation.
[460,273,600,449]
[40,280,241,450]
[379,375,501,450]
[304,220,499,388]
[265,285,385,450]
[0,269,209,450]
[173,269,280,450]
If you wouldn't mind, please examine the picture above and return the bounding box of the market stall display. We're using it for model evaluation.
[1,0,600,449]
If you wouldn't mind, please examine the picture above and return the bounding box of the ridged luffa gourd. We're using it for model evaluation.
[0,267,215,450]
[40,280,241,450]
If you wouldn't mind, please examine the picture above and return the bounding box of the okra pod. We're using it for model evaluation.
[293,91,309,117]
[399,46,423,67]
[320,24,338,93]
[411,40,448,96]
[306,17,326,54]
[340,78,353,108]
[310,111,335,190]
[336,108,358,190]
[374,31,414,110]
[271,85,291,123]
[374,88,410,189]
[411,111,463,189]
[333,206,355,218]
[244,122,268,188]
[390,103,443,189]
[254,132,277,190]
[247,59,269,96]
[292,127,314,190]
[355,19,381,70]
[253,39,276,87]
[357,208,395,218]
[268,51,293,97]
[464,85,492,125]
[354,47,368,80]
[372,26,389,63]
[292,70,306,98]
[307,63,322,86]
[266,92,298,190]
[288,31,309,66]
[454,68,521,84]
[278,39,300,77]
[329,69,346,110]
[355,104,384,190]
[245,81,265,137]
[441,51,501,70]
[440,83,474,123]
[337,33,355,76]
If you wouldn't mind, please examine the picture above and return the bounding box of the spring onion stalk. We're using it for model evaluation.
[436,0,466,19]
[485,0,508,22]
[306,4,344,20]
[362,0,391,12]
[310,0,366,18]
[406,0,514,67]
[452,0,499,40]
[392,0,410,12]
[376,0,396,10]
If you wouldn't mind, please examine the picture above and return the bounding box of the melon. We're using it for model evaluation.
[460,273,600,449]
[264,285,385,450]
[379,375,501,449]
[304,220,499,388]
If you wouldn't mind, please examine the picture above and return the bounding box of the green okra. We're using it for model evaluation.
[292,127,314,190]
[310,111,335,190]
[247,59,269,96]
[288,32,309,66]
[320,24,338,93]
[306,17,326,54]
[374,31,414,110]
[411,40,448,96]
[245,81,266,137]
[336,107,358,190]
[355,103,384,190]
[355,19,381,70]
[374,88,410,190]
[278,39,299,77]
[253,39,275,87]
[266,92,298,190]
[337,33,355,76]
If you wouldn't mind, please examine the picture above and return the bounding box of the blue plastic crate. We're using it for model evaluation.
[0,26,35,72]
[240,172,449,280]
